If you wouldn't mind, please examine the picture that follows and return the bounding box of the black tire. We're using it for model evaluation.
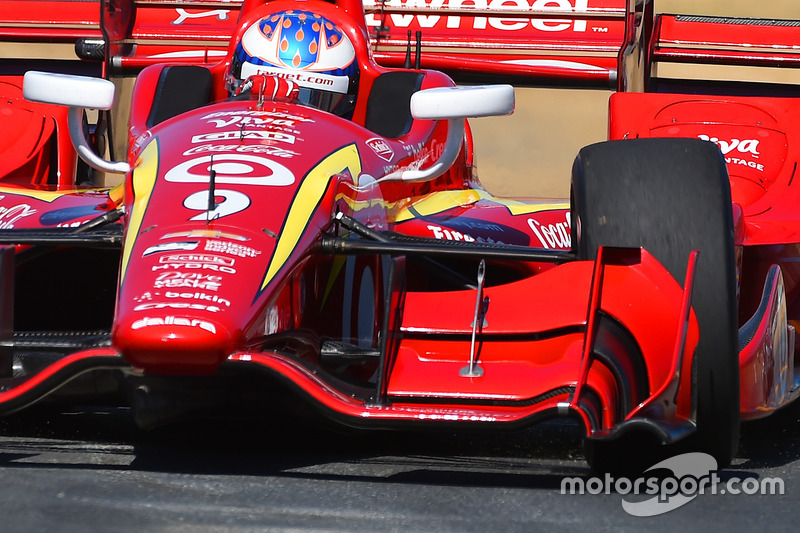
[572,138,739,471]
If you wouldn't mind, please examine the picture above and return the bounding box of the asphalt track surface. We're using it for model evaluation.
[0,398,798,532]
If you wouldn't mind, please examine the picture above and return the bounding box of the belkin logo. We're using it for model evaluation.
[697,135,760,156]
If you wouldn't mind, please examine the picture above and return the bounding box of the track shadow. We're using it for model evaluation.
[1,398,799,488]
[735,398,800,470]
[0,403,591,490]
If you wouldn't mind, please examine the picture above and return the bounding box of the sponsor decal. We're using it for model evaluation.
[421,216,530,245]
[172,9,229,25]
[240,64,350,94]
[204,114,303,129]
[366,138,395,162]
[384,138,445,177]
[131,315,217,334]
[153,256,237,274]
[133,289,229,304]
[0,199,36,229]
[528,212,571,249]
[427,224,475,242]
[163,230,249,241]
[201,110,314,123]
[133,292,155,303]
[152,263,236,274]
[160,254,235,266]
[134,302,224,313]
[184,144,299,158]
[364,0,591,32]
[165,291,231,307]
[191,130,296,144]
[165,154,295,187]
[143,241,199,256]
[155,272,223,291]
[205,240,262,258]
[697,135,760,156]
[697,134,764,172]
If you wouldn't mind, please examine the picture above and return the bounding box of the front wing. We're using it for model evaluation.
[0,226,701,446]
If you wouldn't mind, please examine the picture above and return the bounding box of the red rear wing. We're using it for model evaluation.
[653,14,800,69]
[364,0,629,86]
[0,0,644,87]
[114,0,633,86]
[104,0,242,69]
[0,0,102,42]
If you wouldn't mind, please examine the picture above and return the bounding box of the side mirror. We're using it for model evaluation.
[23,70,116,110]
[384,85,514,182]
[410,84,515,120]
[23,71,130,174]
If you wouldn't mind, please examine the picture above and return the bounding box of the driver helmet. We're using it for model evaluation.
[226,10,359,117]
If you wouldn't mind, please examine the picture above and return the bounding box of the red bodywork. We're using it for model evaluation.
[0,0,793,461]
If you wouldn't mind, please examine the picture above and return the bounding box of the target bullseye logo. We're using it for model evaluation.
[165,154,294,186]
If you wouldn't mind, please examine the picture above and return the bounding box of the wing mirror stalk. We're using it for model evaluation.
[23,71,131,175]
[382,84,515,183]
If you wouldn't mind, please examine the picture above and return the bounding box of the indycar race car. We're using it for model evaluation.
[0,0,797,473]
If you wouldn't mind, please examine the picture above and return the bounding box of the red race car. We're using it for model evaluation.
[0,0,794,472]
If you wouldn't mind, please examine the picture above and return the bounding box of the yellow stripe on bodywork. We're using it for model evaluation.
[393,189,568,222]
[261,144,362,292]
[336,194,400,214]
[120,140,159,280]
[0,186,112,202]
[108,183,125,206]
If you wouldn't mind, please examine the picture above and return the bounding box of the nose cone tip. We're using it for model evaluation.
[114,315,237,375]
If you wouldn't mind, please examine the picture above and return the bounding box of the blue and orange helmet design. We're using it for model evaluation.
[258,10,350,70]
[228,10,359,115]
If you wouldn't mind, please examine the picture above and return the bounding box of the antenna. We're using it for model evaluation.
[206,155,216,225]
[404,30,412,69]
[414,30,422,69]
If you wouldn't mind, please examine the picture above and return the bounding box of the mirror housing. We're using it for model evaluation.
[23,70,116,110]
[22,71,130,174]
[410,84,515,120]
[382,85,515,182]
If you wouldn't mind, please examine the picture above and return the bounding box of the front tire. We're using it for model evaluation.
[571,138,739,471]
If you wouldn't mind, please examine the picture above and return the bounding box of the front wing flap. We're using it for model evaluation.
[0,219,697,444]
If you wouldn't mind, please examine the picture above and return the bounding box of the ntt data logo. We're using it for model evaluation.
[561,453,785,516]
